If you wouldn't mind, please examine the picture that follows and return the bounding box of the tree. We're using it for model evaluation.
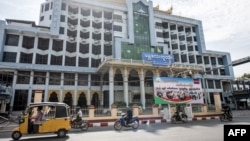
[240,73,250,80]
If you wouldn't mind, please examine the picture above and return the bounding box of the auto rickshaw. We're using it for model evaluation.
[11,102,71,140]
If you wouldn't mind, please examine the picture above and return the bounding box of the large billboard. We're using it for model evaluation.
[154,76,204,104]
[142,52,174,66]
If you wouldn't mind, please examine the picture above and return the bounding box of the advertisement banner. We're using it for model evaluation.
[154,76,204,104]
[142,52,174,66]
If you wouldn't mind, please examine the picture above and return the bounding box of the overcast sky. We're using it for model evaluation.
[0,0,249,78]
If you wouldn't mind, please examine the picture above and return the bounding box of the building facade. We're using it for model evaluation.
[0,0,235,113]
[231,80,250,109]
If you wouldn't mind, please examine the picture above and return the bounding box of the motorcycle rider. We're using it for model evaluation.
[175,105,182,120]
[222,104,232,118]
[125,107,133,125]
[76,107,83,124]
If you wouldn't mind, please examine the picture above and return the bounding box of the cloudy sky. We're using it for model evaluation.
[0,0,249,78]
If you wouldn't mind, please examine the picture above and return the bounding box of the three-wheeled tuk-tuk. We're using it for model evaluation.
[11,102,71,140]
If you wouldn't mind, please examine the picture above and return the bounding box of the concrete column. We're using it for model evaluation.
[10,71,17,113]
[27,71,34,104]
[87,74,91,105]
[109,67,114,109]
[214,92,222,113]
[111,104,118,118]
[139,69,145,109]
[74,73,78,106]
[60,73,64,102]
[44,72,49,102]
[123,67,129,107]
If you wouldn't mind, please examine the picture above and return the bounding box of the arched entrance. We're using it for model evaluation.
[63,92,73,107]
[77,92,87,108]
[91,92,99,108]
[49,91,59,102]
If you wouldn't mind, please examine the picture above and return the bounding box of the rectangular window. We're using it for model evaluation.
[52,39,63,51]
[205,68,211,75]
[188,46,193,51]
[45,3,50,11]
[113,14,122,21]
[60,15,65,22]
[64,73,75,85]
[78,74,88,86]
[59,27,64,34]
[65,56,76,66]
[41,5,44,12]
[113,25,122,32]
[33,72,46,84]
[215,80,221,89]
[208,80,214,89]
[156,32,163,38]
[20,52,33,64]
[162,22,168,29]
[5,34,19,46]
[40,16,44,21]
[180,45,186,51]
[50,55,62,65]
[51,2,53,9]
[35,54,48,64]
[170,25,176,30]
[173,53,179,62]
[196,55,202,64]
[3,52,17,62]
[189,55,195,63]
[204,56,210,64]
[163,32,169,38]
[61,3,66,10]
[91,74,100,86]
[49,72,61,85]
[181,54,187,63]
[211,57,216,65]
[17,71,30,84]
[22,36,34,49]
[218,58,224,65]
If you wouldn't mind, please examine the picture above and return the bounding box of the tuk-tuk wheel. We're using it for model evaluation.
[12,131,22,140]
[57,129,66,138]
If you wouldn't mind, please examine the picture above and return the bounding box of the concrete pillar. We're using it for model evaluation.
[44,72,49,102]
[109,67,114,109]
[139,69,145,109]
[214,92,222,113]
[123,68,129,107]
[87,74,91,105]
[28,71,34,104]
[74,73,78,106]
[152,104,159,116]
[111,104,118,118]
[133,104,139,116]
[88,105,95,118]
[60,73,64,102]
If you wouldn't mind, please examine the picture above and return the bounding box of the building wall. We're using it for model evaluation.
[0,0,235,111]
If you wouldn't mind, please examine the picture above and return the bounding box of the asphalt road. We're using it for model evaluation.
[0,116,249,141]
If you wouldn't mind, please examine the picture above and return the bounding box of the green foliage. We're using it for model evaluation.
[242,73,250,78]
[129,102,142,107]
[113,101,126,108]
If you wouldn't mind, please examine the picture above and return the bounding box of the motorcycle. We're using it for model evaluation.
[114,113,139,130]
[220,110,233,121]
[171,111,188,123]
[70,116,89,131]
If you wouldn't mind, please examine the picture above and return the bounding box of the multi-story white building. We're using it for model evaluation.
[0,0,235,113]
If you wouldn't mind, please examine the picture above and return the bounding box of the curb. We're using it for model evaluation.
[0,116,220,132]
[88,116,220,127]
